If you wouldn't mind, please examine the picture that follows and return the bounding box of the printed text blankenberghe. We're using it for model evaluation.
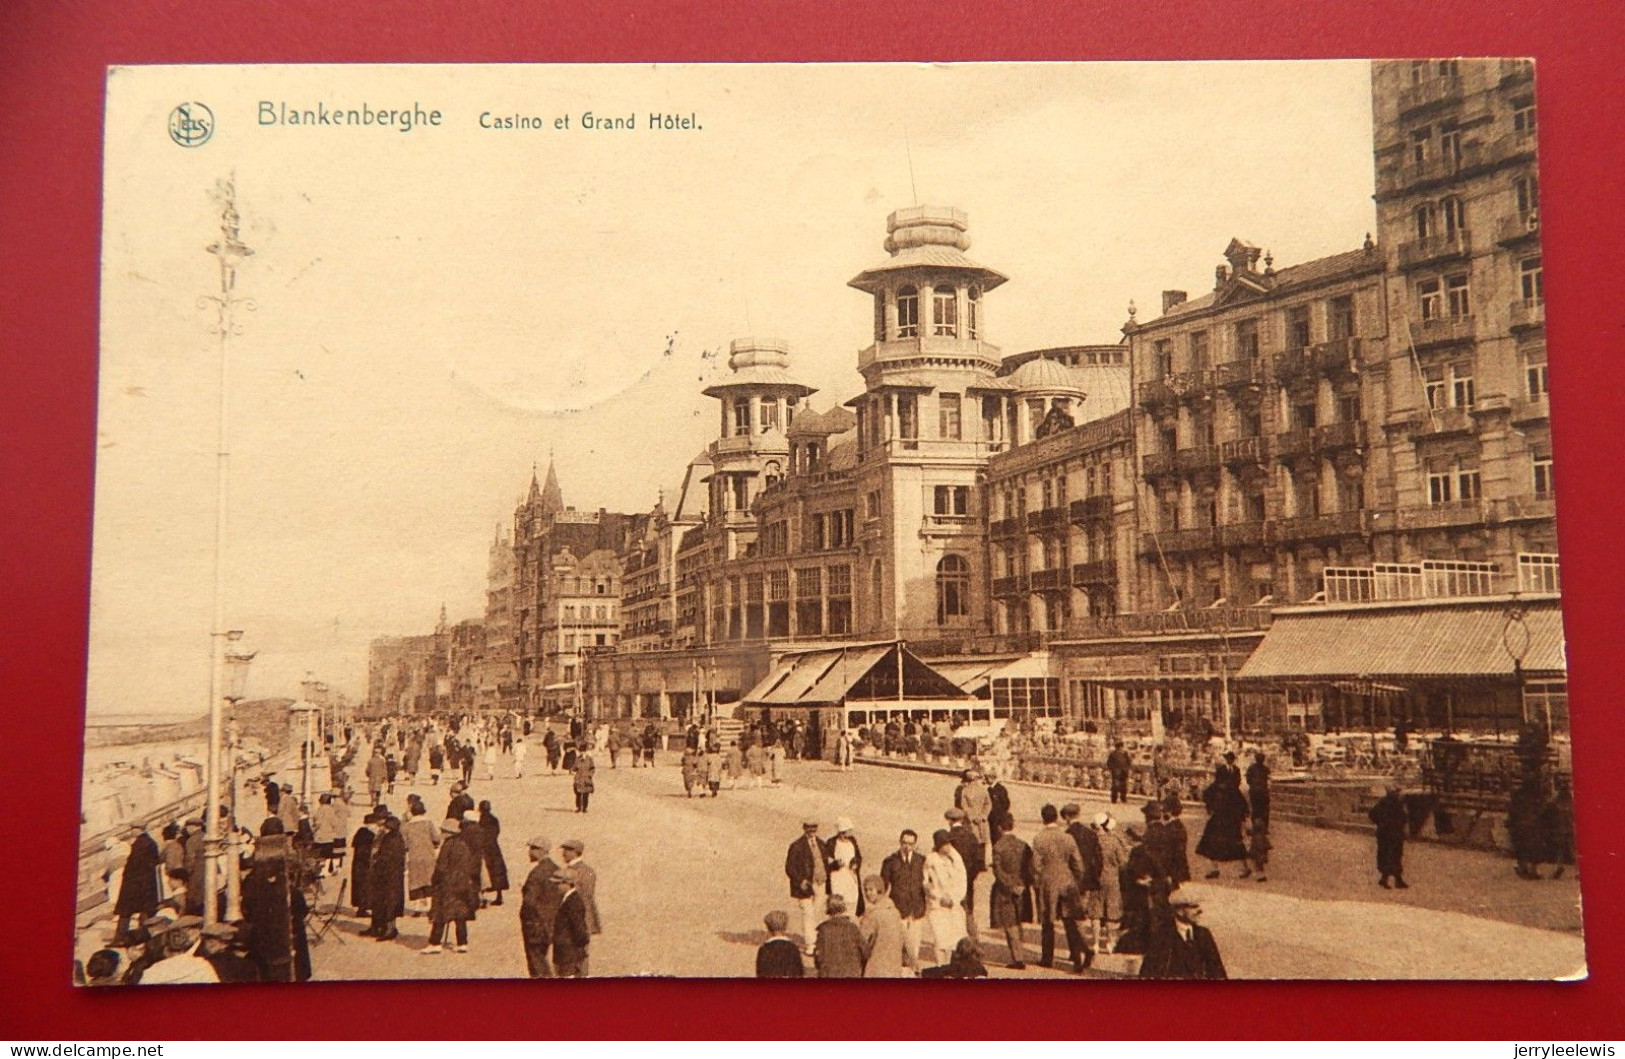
[258,101,443,132]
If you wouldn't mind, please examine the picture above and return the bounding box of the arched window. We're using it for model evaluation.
[936,554,970,624]
[933,285,958,337]
[967,286,981,339]
[896,286,919,338]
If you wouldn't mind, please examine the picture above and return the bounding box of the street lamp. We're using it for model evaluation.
[1503,592,1531,725]
[1209,597,1233,746]
[220,632,254,921]
[199,176,254,928]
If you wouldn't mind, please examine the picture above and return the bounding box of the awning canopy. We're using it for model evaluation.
[743,641,969,707]
[1236,598,1566,682]
[929,657,1019,696]
[988,651,1056,681]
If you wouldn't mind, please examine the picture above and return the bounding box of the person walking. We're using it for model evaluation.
[641,722,659,768]
[543,728,560,774]
[1368,784,1409,889]
[835,729,854,771]
[785,819,828,955]
[986,770,1012,843]
[1163,799,1193,887]
[401,796,441,915]
[955,770,993,856]
[813,894,865,978]
[483,741,498,782]
[518,835,563,978]
[857,875,910,977]
[477,800,510,906]
[512,737,528,779]
[607,728,622,769]
[988,812,1033,969]
[704,743,724,797]
[111,823,161,945]
[1196,765,1251,879]
[572,744,596,813]
[880,829,928,971]
[366,814,406,941]
[558,839,601,936]
[350,811,378,919]
[1106,741,1133,804]
[1508,775,1547,880]
[922,829,967,964]
[445,781,474,824]
[680,745,702,797]
[551,866,591,977]
[754,910,805,978]
[365,748,388,806]
[1031,803,1089,972]
[422,817,478,955]
[1062,804,1105,952]
[1245,750,1271,832]
[744,740,766,789]
[944,807,984,936]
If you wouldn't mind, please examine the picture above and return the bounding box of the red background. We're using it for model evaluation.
[2,0,1620,1039]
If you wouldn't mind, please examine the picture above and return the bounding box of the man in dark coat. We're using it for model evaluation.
[424,817,480,953]
[944,807,985,936]
[813,894,865,978]
[1368,785,1409,888]
[366,815,406,941]
[551,867,592,977]
[988,814,1032,969]
[518,835,562,978]
[477,800,510,905]
[785,819,828,955]
[1245,751,1271,830]
[755,909,805,977]
[1106,741,1133,803]
[350,812,378,917]
[1062,803,1104,893]
[181,819,206,916]
[879,829,928,971]
[113,823,162,945]
[987,771,1012,842]
[1507,776,1547,879]
[1196,767,1251,878]
[445,782,474,823]
[1139,899,1226,980]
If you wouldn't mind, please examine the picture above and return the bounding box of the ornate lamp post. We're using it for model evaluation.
[1503,593,1531,725]
[199,177,254,927]
[220,633,255,921]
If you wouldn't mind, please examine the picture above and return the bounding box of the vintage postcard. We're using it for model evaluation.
[78,60,1582,984]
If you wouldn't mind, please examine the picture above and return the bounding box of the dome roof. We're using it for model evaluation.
[1009,356,1086,395]
[824,428,860,472]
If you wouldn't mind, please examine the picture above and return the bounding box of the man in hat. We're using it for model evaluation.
[519,835,563,977]
[122,909,177,984]
[1139,898,1226,980]
[365,746,388,806]
[1032,803,1089,972]
[944,806,984,936]
[551,866,591,977]
[1061,804,1104,947]
[139,914,220,985]
[180,818,206,916]
[276,784,301,834]
[559,839,601,935]
[1368,783,1410,889]
[754,910,804,978]
[446,781,474,823]
[1106,741,1133,804]
[112,822,162,945]
[954,769,993,857]
[1220,750,1242,788]
[423,816,479,955]
[785,818,828,955]
[879,829,928,970]
[199,921,261,983]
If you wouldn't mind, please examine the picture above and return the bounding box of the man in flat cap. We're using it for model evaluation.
[944,806,984,936]
[138,914,220,986]
[558,839,600,935]
[519,835,562,978]
[551,867,591,977]
[199,921,261,983]
[785,818,827,956]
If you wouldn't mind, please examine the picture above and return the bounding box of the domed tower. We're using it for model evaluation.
[1007,356,1088,445]
[844,207,1008,639]
[702,337,814,553]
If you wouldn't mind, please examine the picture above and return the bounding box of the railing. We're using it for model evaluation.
[1214,358,1269,390]
[1416,406,1475,437]
[1069,495,1113,523]
[1142,451,1177,478]
[1027,506,1068,532]
[1409,315,1477,349]
[991,574,1027,596]
[1169,370,1214,400]
[1396,500,1486,530]
[1397,231,1472,270]
[1071,560,1117,586]
[1273,510,1366,541]
[1496,210,1541,246]
[1063,606,1274,640]
[1498,494,1557,522]
[1275,428,1315,461]
[1375,130,1534,196]
[1030,567,1069,592]
[989,516,1022,539]
[1217,521,1269,548]
[1510,393,1549,423]
[1313,419,1367,451]
[1220,435,1270,465]
[1397,73,1464,116]
[1509,299,1545,331]
[1141,526,1217,555]
[1137,378,1177,407]
[1174,445,1221,476]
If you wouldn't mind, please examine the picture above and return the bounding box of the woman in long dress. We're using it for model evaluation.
[1196,765,1251,879]
[826,818,864,914]
[400,795,441,914]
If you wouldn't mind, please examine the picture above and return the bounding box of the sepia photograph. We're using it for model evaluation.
[76,59,1582,986]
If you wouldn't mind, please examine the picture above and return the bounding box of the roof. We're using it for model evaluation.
[743,642,970,706]
[932,657,1021,694]
[824,430,859,471]
[1156,245,1383,323]
[1236,598,1566,682]
[847,245,1009,293]
[702,365,815,397]
[1008,356,1086,394]
[788,405,857,437]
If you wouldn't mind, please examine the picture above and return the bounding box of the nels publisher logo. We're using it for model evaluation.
[168,102,214,147]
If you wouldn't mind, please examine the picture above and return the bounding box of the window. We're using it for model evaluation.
[1287,305,1311,349]
[795,567,822,635]
[1189,330,1211,371]
[896,286,919,338]
[1100,461,1112,495]
[1293,402,1317,430]
[1338,393,1361,423]
[865,490,881,520]
[938,393,962,440]
[1419,279,1443,321]
[1520,256,1544,305]
[1234,318,1259,360]
[1519,555,1561,594]
[1427,470,1452,505]
[932,285,958,337]
[564,634,576,650]
[732,398,751,436]
[1413,203,1433,240]
[1440,196,1466,238]
[936,555,971,623]
[897,393,918,444]
[595,634,607,647]
[1410,127,1430,166]
[1513,99,1537,135]
[1452,371,1476,409]
[563,604,576,621]
[934,485,969,516]
[1439,126,1463,165]
[1526,356,1549,397]
[1329,295,1356,339]
[1445,273,1471,317]
[760,401,781,433]
[1240,409,1262,438]
[826,564,853,635]
[1153,339,1173,376]
[1437,59,1459,79]
[967,286,981,339]
[1515,174,1540,216]
[1533,455,1554,496]
[1457,468,1482,501]
[1409,61,1427,86]
[828,509,855,548]
[596,605,608,621]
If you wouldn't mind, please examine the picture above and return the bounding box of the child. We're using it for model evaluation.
[754,910,805,978]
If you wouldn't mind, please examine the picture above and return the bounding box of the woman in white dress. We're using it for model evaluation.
[826,817,863,913]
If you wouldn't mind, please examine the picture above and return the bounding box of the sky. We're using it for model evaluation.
[87,61,1378,716]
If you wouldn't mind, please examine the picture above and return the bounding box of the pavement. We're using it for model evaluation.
[77,746,1587,981]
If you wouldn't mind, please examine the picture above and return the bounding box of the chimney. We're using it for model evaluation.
[1215,264,1229,289]
[1161,290,1188,313]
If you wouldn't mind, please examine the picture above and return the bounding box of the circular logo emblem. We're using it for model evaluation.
[168,102,214,147]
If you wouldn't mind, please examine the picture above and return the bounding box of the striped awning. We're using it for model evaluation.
[743,642,968,706]
[1236,598,1566,682]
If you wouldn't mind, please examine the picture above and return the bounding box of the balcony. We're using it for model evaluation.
[1409,315,1477,350]
[1416,405,1475,437]
[1138,378,1178,408]
[1030,567,1070,593]
[1499,59,1534,86]
[1221,435,1270,466]
[1395,500,1485,531]
[1028,506,1068,533]
[1217,521,1269,549]
[1071,560,1117,587]
[1313,419,1368,452]
[1397,231,1472,271]
[1397,74,1464,117]
[1497,210,1541,246]
[1499,494,1557,523]
[1142,451,1178,479]
[992,574,1028,597]
[1214,357,1269,391]
[1174,445,1222,476]
[1169,370,1215,402]
[1273,510,1366,541]
[1509,298,1545,332]
[1275,428,1315,462]
[1141,526,1217,555]
[1510,393,1549,424]
[1069,495,1114,523]
[990,516,1022,540]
